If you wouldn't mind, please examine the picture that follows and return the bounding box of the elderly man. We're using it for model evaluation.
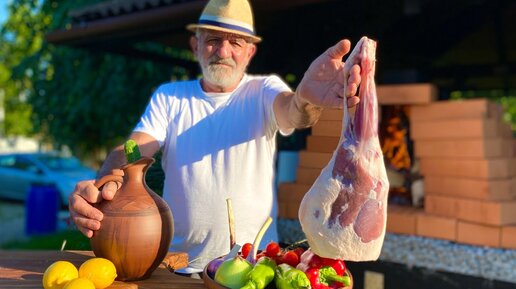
[69,0,362,274]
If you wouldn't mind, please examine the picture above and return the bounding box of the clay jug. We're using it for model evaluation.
[92,157,174,281]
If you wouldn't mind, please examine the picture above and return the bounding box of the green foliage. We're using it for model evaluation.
[1,229,91,250]
[0,0,47,136]
[1,0,191,162]
[30,45,171,157]
[499,96,516,133]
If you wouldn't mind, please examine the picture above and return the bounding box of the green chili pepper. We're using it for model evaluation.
[275,263,311,289]
[240,256,277,289]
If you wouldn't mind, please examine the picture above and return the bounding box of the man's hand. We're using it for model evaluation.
[296,39,362,108]
[68,133,159,237]
[68,175,121,238]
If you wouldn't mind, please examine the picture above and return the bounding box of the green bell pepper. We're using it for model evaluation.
[275,263,311,289]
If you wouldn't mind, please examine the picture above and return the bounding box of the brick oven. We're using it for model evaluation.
[277,83,516,250]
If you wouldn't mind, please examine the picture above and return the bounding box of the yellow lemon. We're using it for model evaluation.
[79,257,117,289]
[42,261,79,289]
[62,277,96,289]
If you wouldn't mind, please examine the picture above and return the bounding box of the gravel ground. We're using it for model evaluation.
[278,218,516,284]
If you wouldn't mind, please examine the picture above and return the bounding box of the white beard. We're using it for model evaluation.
[199,57,245,88]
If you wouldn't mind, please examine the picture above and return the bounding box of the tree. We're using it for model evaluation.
[0,0,48,137]
[2,0,191,165]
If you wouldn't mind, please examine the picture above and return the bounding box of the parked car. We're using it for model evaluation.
[0,152,97,207]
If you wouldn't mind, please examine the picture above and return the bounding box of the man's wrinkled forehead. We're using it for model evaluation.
[197,28,253,42]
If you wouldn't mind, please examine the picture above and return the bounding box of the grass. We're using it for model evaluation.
[1,229,91,250]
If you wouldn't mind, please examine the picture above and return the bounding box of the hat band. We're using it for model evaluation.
[198,15,255,36]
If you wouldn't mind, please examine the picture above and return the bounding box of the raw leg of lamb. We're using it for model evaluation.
[298,36,389,261]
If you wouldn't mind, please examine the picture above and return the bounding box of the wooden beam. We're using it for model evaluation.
[46,0,206,46]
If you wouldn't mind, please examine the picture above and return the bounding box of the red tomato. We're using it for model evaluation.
[241,243,253,259]
[275,254,285,264]
[283,250,300,267]
[292,247,305,258]
[265,241,281,257]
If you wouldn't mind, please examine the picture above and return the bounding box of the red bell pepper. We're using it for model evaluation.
[297,249,351,288]
[321,258,346,276]
[305,266,351,289]
[299,250,346,273]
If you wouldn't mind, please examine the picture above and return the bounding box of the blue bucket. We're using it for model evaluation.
[25,183,59,235]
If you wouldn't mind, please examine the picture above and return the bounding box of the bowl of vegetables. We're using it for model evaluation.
[202,241,353,289]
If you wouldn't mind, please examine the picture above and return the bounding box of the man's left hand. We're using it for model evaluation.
[296,39,362,108]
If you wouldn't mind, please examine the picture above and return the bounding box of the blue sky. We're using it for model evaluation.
[0,1,8,24]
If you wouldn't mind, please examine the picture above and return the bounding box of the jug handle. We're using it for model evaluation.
[94,169,124,190]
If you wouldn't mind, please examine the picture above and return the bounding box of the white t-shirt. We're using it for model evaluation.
[134,74,292,273]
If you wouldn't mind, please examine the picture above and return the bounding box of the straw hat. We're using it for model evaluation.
[186,0,262,43]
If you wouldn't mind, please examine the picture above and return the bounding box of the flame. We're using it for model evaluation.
[381,107,411,171]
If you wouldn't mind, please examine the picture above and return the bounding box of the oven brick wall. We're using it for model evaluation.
[410,97,516,247]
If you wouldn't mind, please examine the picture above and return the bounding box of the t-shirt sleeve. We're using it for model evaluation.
[133,85,170,147]
[262,75,294,136]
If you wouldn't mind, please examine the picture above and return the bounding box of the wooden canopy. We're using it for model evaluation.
[46,0,516,93]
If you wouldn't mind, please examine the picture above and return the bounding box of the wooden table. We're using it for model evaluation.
[0,250,207,289]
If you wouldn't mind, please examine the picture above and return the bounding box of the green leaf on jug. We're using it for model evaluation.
[124,140,141,163]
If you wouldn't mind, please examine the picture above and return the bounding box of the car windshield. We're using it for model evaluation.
[36,155,84,171]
